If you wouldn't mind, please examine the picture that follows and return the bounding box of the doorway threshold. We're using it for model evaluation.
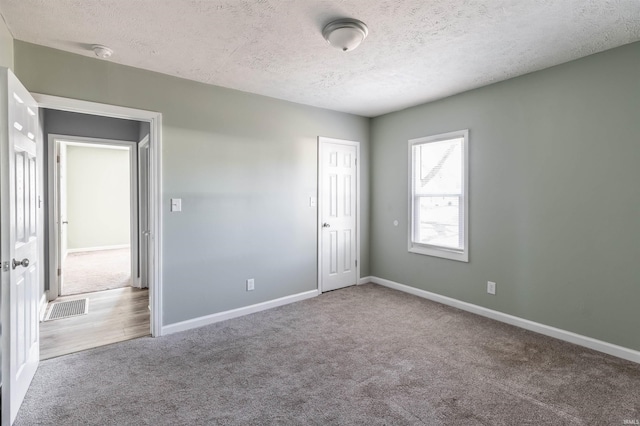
[40,287,150,360]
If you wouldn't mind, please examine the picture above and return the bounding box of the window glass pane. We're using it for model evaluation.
[415,196,461,249]
[409,130,468,261]
[414,138,462,195]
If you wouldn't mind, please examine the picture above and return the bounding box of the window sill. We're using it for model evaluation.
[409,244,469,262]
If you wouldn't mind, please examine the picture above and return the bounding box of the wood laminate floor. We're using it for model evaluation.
[40,287,150,360]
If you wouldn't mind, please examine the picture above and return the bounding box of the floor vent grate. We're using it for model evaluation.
[44,299,89,321]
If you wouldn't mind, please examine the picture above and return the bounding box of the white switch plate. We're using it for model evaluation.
[247,278,255,291]
[309,196,317,207]
[487,281,496,295]
[170,198,182,212]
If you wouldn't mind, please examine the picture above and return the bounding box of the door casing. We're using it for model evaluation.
[34,93,164,337]
[317,136,361,293]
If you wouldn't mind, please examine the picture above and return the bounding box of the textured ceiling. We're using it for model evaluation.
[1,0,639,117]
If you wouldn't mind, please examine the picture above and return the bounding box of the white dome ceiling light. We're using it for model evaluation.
[322,19,369,52]
[92,44,113,59]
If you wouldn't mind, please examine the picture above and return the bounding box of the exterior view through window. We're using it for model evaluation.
[409,130,468,262]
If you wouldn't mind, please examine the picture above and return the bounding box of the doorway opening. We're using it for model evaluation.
[31,94,163,340]
[55,138,136,296]
[37,104,159,359]
[40,133,150,359]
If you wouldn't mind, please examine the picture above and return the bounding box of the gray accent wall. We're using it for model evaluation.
[0,17,12,70]
[370,42,640,351]
[138,121,150,142]
[14,41,370,326]
[44,109,141,142]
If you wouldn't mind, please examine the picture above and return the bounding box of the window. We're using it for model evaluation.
[409,130,468,262]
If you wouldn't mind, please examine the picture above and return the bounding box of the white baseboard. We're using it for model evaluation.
[370,276,640,364]
[358,276,372,285]
[66,244,130,254]
[162,289,319,335]
[39,293,48,321]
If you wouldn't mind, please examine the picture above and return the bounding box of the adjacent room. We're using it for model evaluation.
[0,1,639,425]
[59,141,132,296]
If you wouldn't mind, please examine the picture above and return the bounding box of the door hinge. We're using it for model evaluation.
[57,155,60,163]
[355,260,358,267]
[57,268,61,276]
[2,261,9,272]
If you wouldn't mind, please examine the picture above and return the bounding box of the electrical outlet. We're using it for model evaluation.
[487,281,496,295]
[246,278,255,291]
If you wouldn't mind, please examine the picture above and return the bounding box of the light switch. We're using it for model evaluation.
[309,196,317,207]
[170,198,182,212]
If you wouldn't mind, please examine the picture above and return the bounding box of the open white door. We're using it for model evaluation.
[1,69,41,424]
[138,136,150,288]
[318,137,359,292]
[57,142,68,294]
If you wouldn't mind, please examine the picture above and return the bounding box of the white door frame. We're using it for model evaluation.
[317,137,360,293]
[48,135,140,298]
[34,93,163,337]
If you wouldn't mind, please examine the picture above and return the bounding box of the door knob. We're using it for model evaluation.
[322,223,330,228]
[12,258,30,269]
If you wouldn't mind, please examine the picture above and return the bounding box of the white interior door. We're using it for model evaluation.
[319,138,358,292]
[1,68,41,425]
[58,142,68,294]
[138,138,150,288]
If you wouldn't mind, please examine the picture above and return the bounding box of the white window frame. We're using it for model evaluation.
[408,129,469,262]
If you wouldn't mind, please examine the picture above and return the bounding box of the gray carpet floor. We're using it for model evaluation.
[62,248,131,295]
[16,284,640,425]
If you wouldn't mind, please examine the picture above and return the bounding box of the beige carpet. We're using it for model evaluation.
[62,248,131,295]
[15,284,640,425]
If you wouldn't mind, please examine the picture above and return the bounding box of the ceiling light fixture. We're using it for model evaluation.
[322,19,369,52]
[92,44,113,59]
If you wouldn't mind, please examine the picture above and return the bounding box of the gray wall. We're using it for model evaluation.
[44,109,141,142]
[14,41,370,326]
[370,42,640,351]
[0,18,12,70]
[66,145,131,250]
[138,121,150,142]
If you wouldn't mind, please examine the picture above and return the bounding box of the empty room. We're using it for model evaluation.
[0,1,639,425]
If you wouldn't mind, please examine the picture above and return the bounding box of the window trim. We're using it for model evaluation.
[408,129,469,262]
